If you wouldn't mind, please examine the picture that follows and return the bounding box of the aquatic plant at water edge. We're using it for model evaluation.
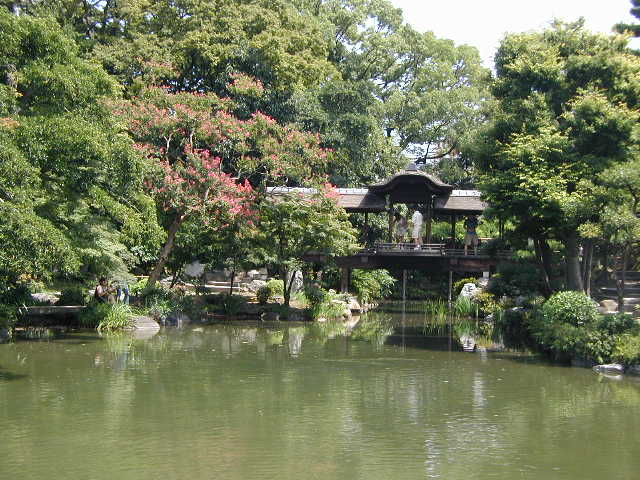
[453,295,476,317]
[97,303,133,332]
[78,302,113,328]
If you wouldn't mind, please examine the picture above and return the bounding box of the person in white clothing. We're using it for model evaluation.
[411,208,423,249]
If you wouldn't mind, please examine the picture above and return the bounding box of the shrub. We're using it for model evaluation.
[612,335,640,366]
[488,261,546,297]
[598,313,638,335]
[266,279,284,296]
[494,309,534,349]
[129,278,148,296]
[57,286,88,306]
[351,269,396,305]
[540,291,599,327]
[218,294,247,315]
[473,291,501,318]
[479,238,510,258]
[304,284,328,307]
[256,286,272,305]
[0,304,18,332]
[454,277,479,296]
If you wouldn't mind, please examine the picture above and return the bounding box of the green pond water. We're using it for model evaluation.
[1,310,640,480]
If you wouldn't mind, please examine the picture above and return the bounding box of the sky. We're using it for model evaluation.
[389,0,640,67]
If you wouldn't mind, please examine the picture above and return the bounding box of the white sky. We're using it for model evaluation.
[389,0,640,67]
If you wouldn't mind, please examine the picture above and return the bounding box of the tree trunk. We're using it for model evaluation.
[617,245,630,310]
[582,240,594,297]
[283,268,296,309]
[229,263,236,295]
[564,233,584,292]
[169,263,184,289]
[145,214,185,293]
[534,236,554,296]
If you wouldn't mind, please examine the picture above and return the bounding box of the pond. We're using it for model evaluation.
[1,307,639,480]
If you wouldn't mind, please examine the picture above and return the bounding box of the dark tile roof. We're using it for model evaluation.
[434,190,487,214]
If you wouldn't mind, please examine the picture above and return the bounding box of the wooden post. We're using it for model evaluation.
[364,212,370,246]
[388,205,394,242]
[340,267,349,293]
[450,215,456,244]
[424,196,433,245]
[448,268,453,308]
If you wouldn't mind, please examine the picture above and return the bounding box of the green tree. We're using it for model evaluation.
[474,21,640,292]
[615,0,640,38]
[256,185,358,308]
[0,10,161,289]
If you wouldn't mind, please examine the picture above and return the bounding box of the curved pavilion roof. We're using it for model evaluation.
[369,163,453,196]
[267,164,487,215]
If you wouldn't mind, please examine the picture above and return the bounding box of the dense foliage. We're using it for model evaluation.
[474,21,640,292]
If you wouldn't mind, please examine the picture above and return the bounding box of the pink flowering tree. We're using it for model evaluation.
[112,82,332,290]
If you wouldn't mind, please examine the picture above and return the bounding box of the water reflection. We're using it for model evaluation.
[1,315,640,480]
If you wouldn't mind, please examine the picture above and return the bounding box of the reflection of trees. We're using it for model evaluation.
[351,312,395,348]
[2,327,640,479]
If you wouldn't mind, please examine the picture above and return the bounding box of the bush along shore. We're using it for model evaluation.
[442,274,640,375]
[3,270,392,340]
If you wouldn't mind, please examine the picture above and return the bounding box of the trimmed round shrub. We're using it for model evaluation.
[540,291,598,327]
[256,286,272,305]
[266,279,284,296]
[57,286,87,306]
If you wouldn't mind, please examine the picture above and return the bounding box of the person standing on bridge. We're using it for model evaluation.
[395,212,408,244]
[411,207,423,250]
[464,215,480,255]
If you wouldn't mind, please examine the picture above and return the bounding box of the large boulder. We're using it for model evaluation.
[599,299,618,314]
[459,283,479,298]
[593,364,625,374]
[31,293,58,305]
[246,279,267,293]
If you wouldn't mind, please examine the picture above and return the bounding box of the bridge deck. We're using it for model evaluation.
[307,243,510,272]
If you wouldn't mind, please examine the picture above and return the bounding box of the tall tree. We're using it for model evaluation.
[0,9,161,287]
[615,0,640,37]
[474,21,640,292]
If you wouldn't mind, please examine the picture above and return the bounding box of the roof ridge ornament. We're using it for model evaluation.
[405,161,418,172]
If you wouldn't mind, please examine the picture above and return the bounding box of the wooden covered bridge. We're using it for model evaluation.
[271,163,509,300]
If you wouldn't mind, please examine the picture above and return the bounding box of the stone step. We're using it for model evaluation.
[600,287,640,296]
[614,271,640,280]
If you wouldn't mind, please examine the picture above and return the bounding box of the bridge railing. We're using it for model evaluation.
[360,243,512,258]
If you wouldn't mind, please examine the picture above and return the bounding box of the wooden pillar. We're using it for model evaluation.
[450,215,457,244]
[424,195,433,245]
[340,267,350,293]
[448,268,453,308]
[387,204,394,242]
[364,212,370,246]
